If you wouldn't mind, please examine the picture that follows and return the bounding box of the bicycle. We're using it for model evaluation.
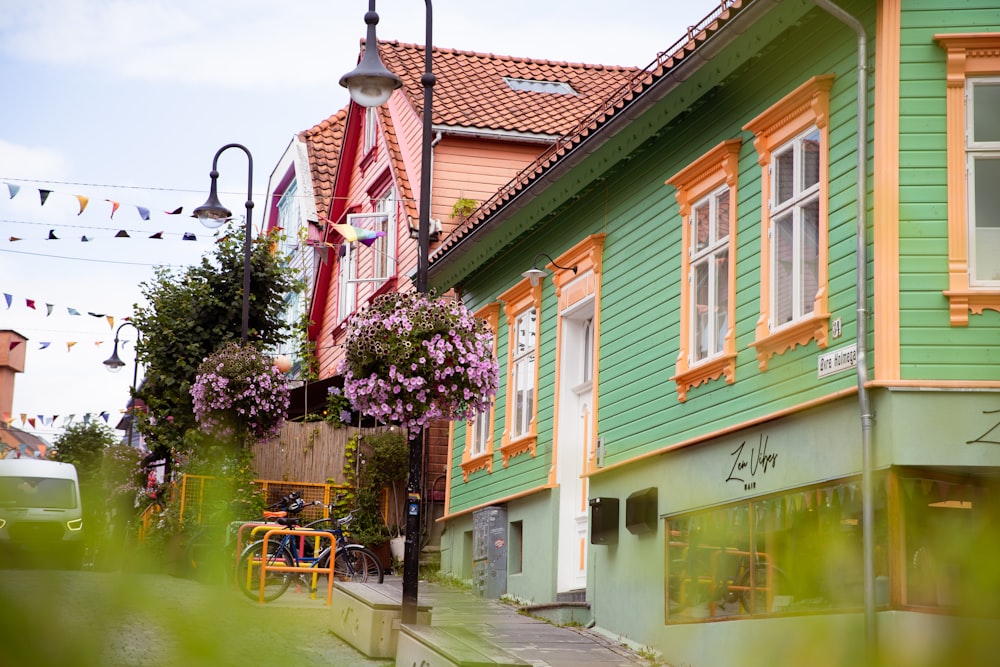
[235,501,384,602]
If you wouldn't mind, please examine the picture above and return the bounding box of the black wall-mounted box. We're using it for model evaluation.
[625,487,658,535]
[589,496,619,545]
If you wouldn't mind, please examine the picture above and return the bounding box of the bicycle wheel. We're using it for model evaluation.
[332,545,384,583]
[236,539,296,601]
[183,525,229,585]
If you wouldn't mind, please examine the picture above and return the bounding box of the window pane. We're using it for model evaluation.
[516,309,536,355]
[715,189,730,240]
[666,479,888,624]
[800,198,820,316]
[972,81,1000,143]
[774,213,795,325]
[693,261,709,361]
[774,147,795,205]
[714,252,729,356]
[694,201,711,252]
[802,129,821,189]
[902,475,1000,615]
[973,157,1000,282]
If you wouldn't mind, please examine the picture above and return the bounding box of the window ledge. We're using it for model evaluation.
[750,312,829,370]
[500,436,536,467]
[460,453,492,482]
[943,289,1000,326]
[671,353,737,402]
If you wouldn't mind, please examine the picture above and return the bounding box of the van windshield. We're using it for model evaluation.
[0,476,78,509]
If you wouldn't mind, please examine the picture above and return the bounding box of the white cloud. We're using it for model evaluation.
[0,139,67,181]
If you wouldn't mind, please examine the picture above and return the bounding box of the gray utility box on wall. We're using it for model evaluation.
[472,505,508,598]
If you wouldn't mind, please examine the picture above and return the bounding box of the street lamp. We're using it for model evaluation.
[103,321,141,448]
[193,143,255,345]
[342,0,434,624]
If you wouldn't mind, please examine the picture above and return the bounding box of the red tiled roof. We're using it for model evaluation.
[376,41,639,137]
[431,0,749,263]
[299,107,348,221]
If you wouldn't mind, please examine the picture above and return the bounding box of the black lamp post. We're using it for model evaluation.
[193,143,255,345]
[103,321,141,447]
[342,0,434,624]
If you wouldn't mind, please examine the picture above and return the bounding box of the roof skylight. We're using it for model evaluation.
[503,77,578,95]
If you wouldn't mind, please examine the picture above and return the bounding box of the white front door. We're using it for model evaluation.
[556,303,594,594]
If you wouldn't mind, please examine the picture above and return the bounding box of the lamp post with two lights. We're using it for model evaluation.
[340,0,434,623]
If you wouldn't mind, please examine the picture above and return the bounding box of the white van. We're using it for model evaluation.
[0,458,84,568]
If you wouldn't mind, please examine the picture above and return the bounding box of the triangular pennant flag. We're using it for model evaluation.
[66,342,77,351]
[106,316,114,329]
[182,232,197,241]
[19,414,26,426]
[25,299,35,310]
[27,418,36,429]
[115,230,130,238]
[81,235,92,242]
[100,412,110,423]
[165,207,182,215]
[48,230,59,240]
[6,183,19,198]
[75,195,89,215]
[38,342,50,349]
[39,189,51,205]
[67,307,80,316]
[8,237,21,242]
[107,200,121,218]
[136,206,150,220]
[149,232,163,239]
[3,294,10,309]
[45,304,54,317]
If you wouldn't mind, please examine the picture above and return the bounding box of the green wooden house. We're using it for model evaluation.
[427,0,1000,664]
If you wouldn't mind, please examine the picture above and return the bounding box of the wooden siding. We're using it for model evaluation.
[897,0,1000,380]
[444,2,880,512]
[433,137,545,236]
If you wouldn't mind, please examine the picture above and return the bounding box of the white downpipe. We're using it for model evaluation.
[811,1,875,664]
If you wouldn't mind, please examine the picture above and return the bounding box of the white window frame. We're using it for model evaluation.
[373,188,396,285]
[337,242,357,322]
[690,185,732,363]
[511,308,536,440]
[967,76,1000,287]
[363,106,377,154]
[769,126,822,329]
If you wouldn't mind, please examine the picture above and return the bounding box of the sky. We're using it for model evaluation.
[0,0,720,444]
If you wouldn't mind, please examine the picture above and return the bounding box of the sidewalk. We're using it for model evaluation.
[375,575,651,667]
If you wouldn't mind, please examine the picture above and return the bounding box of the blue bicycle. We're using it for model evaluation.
[236,501,384,601]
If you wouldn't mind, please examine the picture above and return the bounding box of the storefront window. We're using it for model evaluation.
[900,472,1000,615]
[666,478,887,622]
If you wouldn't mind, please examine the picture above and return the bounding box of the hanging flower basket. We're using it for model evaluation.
[339,291,498,433]
[190,342,290,444]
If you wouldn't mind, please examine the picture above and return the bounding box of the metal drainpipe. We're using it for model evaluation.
[811,1,875,664]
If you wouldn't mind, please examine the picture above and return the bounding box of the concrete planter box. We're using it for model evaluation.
[330,582,431,658]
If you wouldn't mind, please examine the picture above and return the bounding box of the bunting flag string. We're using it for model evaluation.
[3,180,185,222]
[3,291,132,328]
[4,228,198,243]
[5,337,134,351]
[5,411,119,431]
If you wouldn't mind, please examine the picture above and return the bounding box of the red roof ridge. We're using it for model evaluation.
[373,39,639,73]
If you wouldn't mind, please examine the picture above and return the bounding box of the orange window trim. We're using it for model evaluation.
[498,278,542,466]
[461,303,500,481]
[666,139,742,401]
[743,74,834,370]
[935,33,1000,325]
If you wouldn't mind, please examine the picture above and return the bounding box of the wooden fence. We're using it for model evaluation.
[251,422,380,484]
